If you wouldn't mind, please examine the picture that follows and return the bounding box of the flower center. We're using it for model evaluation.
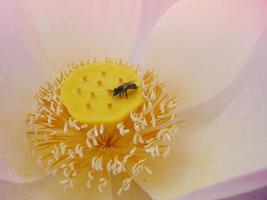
[26,58,180,195]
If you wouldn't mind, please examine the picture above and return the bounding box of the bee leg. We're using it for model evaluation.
[125,91,128,99]
[119,93,122,99]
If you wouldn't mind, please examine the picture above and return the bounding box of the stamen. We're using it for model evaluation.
[163,146,171,159]
[99,123,104,135]
[116,122,129,136]
[98,178,109,192]
[117,177,133,196]
[64,122,68,133]
[81,124,88,129]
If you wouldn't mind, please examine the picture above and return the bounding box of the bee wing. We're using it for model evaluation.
[123,80,137,85]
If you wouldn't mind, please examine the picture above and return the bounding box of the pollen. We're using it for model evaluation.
[26,58,183,195]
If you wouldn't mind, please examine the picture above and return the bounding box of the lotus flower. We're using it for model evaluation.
[1,0,267,199]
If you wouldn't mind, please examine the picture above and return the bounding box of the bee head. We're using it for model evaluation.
[113,88,119,96]
[132,83,138,89]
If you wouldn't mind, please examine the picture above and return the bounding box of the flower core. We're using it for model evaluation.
[60,62,142,124]
[26,59,179,195]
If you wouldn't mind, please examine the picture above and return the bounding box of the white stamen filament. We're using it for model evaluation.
[116,122,130,136]
[64,122,68,133]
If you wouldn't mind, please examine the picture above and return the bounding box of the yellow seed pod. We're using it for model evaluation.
[60,63,142,124]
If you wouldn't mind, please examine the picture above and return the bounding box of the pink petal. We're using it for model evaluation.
[0,0,47,183]
[224,186,267,200]
[133,1,267,199]
[130,0,178,63]
[0,174,113,200]
[0,171,152,200]
[0,161,22,183]
[111,174,152,199]
[144,0,267,111]
[16,0,144,76]
[177,168,267,200]
[173,16,267,200]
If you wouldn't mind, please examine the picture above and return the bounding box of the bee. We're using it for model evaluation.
[109,81,138,98]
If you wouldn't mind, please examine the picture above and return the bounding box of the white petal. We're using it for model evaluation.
[133,2,267,198]
[0,161,22,183]
[0,173,112,200]
[135,72,267,200]
[111,173,152,200]
[17,0,143,76]
[144,0,266,111]
[130,0,178,62]
[177,168,267,200]
[0,1,47,182]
